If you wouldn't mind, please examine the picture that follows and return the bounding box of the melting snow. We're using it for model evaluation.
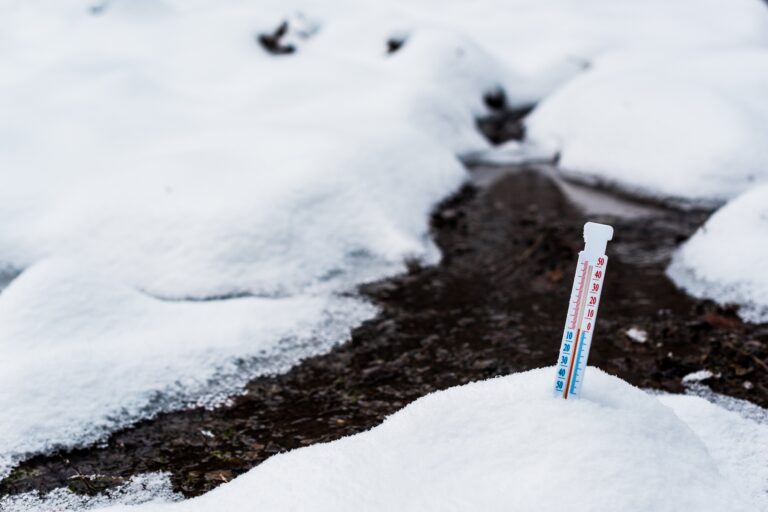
[0,473,180,512]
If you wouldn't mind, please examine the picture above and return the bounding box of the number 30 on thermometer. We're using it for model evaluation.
[554,222,614,399]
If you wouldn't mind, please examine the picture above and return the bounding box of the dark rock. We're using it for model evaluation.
[257,21,296,55]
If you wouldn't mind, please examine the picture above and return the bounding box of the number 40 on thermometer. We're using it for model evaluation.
[554,222,614,399]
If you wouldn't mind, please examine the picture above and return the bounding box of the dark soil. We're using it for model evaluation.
[477,90,535,143]
[2,165,767,500]
[257,21,296,55]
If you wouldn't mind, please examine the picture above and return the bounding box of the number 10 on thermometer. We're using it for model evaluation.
[554,222,614,399]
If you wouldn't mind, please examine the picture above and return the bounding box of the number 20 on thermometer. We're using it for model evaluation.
[554,222,614,399]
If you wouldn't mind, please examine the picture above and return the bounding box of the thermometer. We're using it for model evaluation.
[554,222,613,399]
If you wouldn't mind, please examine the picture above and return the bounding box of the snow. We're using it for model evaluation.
[682,370,715,384]
[657,393,768,509]
[526,50,768,204]
[668,184,768,323]
[0,473,180,512]
[681,382,768,425]
[399,0,768,105]
[0,260,376,475]
[4,0,768,489]
[63,368,766,512]
[625,327,648,344]
[0,1,495,474]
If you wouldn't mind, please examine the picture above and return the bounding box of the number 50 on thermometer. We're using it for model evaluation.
[554,222,613,399]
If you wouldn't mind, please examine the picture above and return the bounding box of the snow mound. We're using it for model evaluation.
[668,184,768,322]
[397,0,768,104]
[96,368,766,512]
[657,393,768,508]
[0,259,375,475]
[0,2,497,474]
[526,51,768,204]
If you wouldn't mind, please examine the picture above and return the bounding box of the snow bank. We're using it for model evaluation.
[0,260,375,474]
[668,184,768,322]
[526,51,768,204]
[0,1,497,474]
[400,0,768,104]
[434,0,768,204]
[66,368,764,512]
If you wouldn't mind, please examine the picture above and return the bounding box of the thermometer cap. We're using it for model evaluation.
[583,222,614,259]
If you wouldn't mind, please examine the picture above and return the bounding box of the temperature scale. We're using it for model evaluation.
[554,222,614,399]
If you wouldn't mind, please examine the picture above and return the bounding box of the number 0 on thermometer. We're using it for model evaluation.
[554,222,614,399]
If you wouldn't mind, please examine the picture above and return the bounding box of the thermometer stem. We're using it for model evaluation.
[553,222,613,399]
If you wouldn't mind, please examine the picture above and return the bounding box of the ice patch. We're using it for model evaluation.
[86,368,766,512]
[461,140,556,166]
[681,383,768,425]
[0,473,180,512]
[668,183,768,323]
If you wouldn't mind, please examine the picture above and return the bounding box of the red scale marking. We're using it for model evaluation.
[568,261,589,330]
[563,260,590,397]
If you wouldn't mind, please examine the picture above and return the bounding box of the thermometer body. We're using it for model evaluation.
[554,222,613,399]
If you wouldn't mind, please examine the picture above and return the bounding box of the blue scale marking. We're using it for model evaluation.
[570,331,588,395]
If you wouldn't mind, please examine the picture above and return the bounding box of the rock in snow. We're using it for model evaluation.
[29,368,759,512]
[668,184,768,323]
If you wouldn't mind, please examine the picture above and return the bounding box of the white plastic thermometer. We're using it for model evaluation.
[554,222,614,399]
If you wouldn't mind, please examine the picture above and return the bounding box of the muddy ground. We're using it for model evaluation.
[2,161,767,499]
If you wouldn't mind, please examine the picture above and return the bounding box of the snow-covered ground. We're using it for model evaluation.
[3,0,768,501]
[4,368,766,512]
[0,0,496,475]
[526,50,768,205]
[668,184,768,323]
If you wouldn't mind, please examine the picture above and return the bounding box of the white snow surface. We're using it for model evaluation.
[527,50,768,204]
[682,370,715,384]
[4,0,768,485]
[0,260,377,475]
[65,368,766,512]
[0,0,489,474]
[668,184,768,322]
